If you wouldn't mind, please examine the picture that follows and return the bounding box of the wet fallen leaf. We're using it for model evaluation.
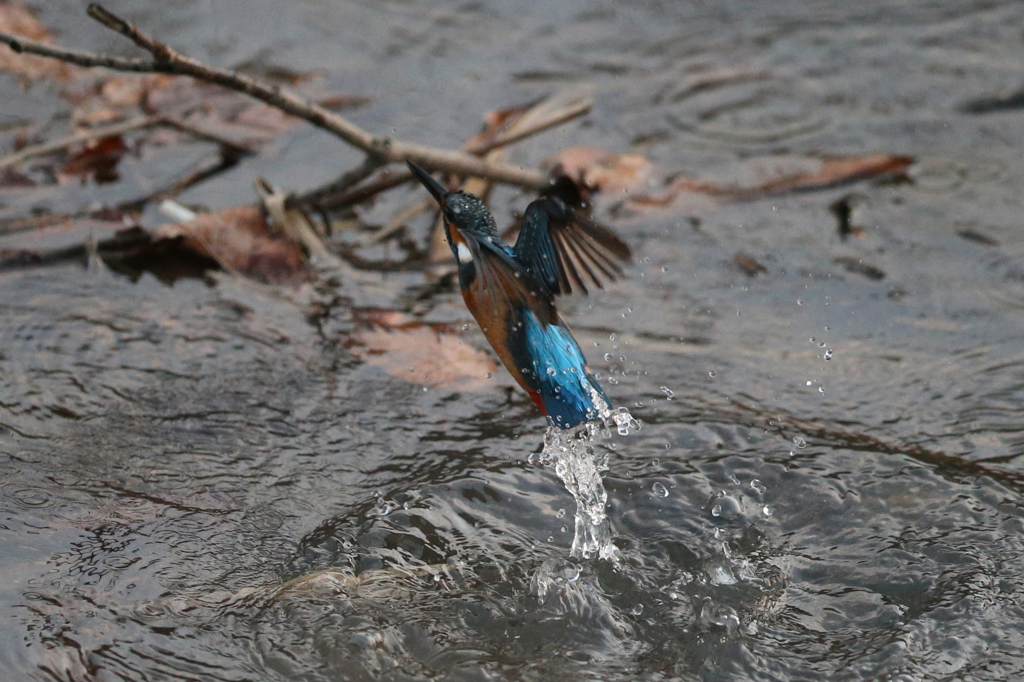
[464,101,536,151]
[351,309,498,392]
[734,155,913,198]
[60,134,127,183]
[316,94,371,111]
[625,153,913,212]
[734,252,767,277]
[957,229,999,247]
[156,205,309,284]
[834,256,886,281]
[0,0,75,84]
[0,8,363,153]
[543,145,654,194]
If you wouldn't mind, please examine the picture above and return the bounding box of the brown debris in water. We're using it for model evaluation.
[156,205,309,285]
[350,310,499,392]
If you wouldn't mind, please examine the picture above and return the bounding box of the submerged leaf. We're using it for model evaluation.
[0,0,75,84]
[60,135,127,183]
[543,145,653,194]
[351,310,499,392]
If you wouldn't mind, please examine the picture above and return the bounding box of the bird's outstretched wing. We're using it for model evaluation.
[466,236,557,328]
[512,197,632,296]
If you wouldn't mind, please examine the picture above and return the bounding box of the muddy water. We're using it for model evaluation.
[4,0,1024,679]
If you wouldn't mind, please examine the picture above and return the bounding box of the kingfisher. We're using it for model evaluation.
[407,161,632,429]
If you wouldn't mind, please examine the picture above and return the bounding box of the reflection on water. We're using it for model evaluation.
[5,0,1024,680]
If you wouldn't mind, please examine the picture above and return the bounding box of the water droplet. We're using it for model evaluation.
[763,505,773,516]
[560,526,568,533]
[486,372,493,378]
[661,266,668,272]
[652,482,669,497]
[609,333,617,341]
[818,386,825,393]
[818,341,826,348]
[632,603,644,616]
[711,495,741,518]
[708,371,716,377]
[793,436,807,448]
[661,386,674,398]
[462,323,470,331]
[700,598,740,629]
[824,349,833,360]
[556,508,566,518]
[604,353,614,361]
[796,299,804,306]
[750,479,766,495]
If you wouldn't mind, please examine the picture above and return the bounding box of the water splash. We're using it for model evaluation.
[539,407,639,561]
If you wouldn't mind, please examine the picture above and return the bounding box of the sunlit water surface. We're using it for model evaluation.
[4,0,1024,680]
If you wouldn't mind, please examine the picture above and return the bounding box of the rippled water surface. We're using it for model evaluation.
[4,0,1024,679]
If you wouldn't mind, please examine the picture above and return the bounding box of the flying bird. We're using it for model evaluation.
[408,161,632,429]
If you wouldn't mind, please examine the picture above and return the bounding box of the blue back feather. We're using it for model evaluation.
[521,311,609,429]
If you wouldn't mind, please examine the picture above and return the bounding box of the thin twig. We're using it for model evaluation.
[0,148,243,239]
[365,197,435,246]
[304,96,592,210]
[284,153,385,210]
[0,4,549,189]
[158,116,256,156]
[468,94,593,156]
[0,115,160,171]
[0,114,255,174]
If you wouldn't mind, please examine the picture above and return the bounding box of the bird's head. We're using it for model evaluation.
[407,161,498,244]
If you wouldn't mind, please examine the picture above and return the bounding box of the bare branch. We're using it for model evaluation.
[284,153,385,210]
[0,28,161,72]
[297,95,592,210]
[0,116,160,172]
[0,4,549,189]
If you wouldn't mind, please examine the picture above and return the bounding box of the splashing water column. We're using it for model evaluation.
[540,409,640,560]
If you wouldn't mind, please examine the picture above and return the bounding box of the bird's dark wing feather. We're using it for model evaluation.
[513,197,632,296]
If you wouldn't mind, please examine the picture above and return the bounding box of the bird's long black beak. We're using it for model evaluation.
[406,160,447,205]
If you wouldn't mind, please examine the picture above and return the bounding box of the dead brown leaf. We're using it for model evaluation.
[626,153,913,212]
[351,310,499,392]
[543,145,654,194]
[734,252,767,277]
[156,205,308,284]
[60,134,127,183]
[0,0,75,84]
[730,154,913,198]
[0,7,360,152]
[464,101,535,151]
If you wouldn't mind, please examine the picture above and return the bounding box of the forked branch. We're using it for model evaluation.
[0,3,551,190]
